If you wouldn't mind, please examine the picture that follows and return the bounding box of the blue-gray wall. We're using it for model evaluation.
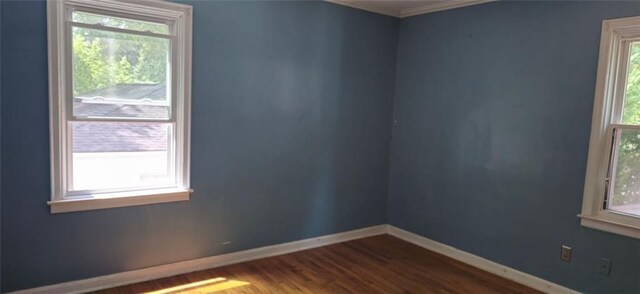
[0,1,2,287]
[0,1,398,291]
[388,1,640,293]
[3,0,640,293]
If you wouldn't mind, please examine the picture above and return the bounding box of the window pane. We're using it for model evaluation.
[71,26,170,119]
[609,128,640,217]
[621,42,640,124]
[70,122,175,191]
[72,11,169,34]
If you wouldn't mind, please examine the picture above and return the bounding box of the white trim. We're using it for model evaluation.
[386,226,578,294]
[47,0,193,213]
[9,225,388,294]
[68,116,174,123]
[324,0,495,18]
[324,0,399,17]
[400,0,495,18]
[68,21,173,39]
[579,214,640,239]
[48,188,192,214]
[580,15,640,239]
[9,225,577,294]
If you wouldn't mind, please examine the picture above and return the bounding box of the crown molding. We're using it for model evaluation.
[325,0,400,17]
[400,0,495,17]
[325,0,496,18]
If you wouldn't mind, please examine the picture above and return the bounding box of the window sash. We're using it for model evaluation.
[65,8,178,123]
[601,39,640,219]
[594,39,638,215]
[64,121,179,199]
[585,129,640,231]
[61,8,180,198]
[64,1,178,36]
[595,39,640,225]
[603,125,640,221]
[69,21,174,40]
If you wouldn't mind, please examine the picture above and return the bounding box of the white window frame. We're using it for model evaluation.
[47,0,193,213]
[580,16,640,239]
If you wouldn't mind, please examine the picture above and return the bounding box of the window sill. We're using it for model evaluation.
[578,214,640,239]
[48,188,191,213]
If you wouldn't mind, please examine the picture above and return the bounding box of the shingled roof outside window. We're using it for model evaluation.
[72,84,170,153]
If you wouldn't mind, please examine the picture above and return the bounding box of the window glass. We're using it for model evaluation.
[70,122,174,191]
[611,41,640,218]
[71,26,170,119]
[610,128,640,217]
[622,42,640,125]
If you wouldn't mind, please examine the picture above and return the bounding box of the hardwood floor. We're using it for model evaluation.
[95,235,540,294]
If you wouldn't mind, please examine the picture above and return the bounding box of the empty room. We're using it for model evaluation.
[1,0,640,293]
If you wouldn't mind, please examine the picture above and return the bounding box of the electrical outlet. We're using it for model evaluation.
[599,258,612,276]
[560,245,572,262]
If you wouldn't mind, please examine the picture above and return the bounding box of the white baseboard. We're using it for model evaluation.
[386,225,578,294]
[12,225,388,294]
[12,224,578,294]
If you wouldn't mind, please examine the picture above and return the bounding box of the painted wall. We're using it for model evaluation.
[388,1,640,293]
[0,0,3,289]
[4,0,640,292]
[0,1,398,291]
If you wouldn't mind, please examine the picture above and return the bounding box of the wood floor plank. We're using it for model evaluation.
[94,235,541,294]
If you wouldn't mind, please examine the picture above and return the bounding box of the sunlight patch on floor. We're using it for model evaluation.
[145,277,251,294]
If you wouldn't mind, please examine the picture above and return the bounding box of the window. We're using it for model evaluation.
[47,0,192,213]
[581,16,640,238]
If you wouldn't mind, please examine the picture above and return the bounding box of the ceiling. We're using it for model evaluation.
[326,0,495,18]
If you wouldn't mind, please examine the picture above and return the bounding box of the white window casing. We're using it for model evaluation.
[580,16,640,239]
[47,0,193,213]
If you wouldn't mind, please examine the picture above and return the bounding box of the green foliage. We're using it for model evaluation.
[73,34,110,95]
[622,44,640,124]
[115,56,134,84]
[71,13,168,96]
[134,41,167,83]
